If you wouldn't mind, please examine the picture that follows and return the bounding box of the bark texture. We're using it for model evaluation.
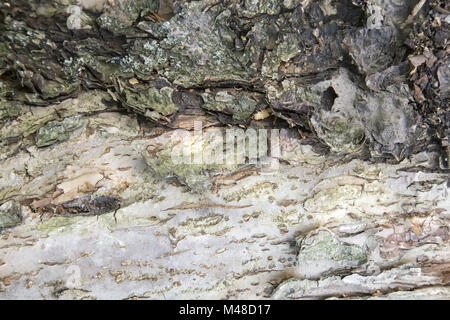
[0,0,449,299]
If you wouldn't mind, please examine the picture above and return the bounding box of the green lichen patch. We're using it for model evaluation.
[310,115,365,154]
[142,130,241,192]
[35,115,85,148]
[122,85,178,117]
[296,229,367,279]
[201,90,259,122]
[0,107,58,140]
[35,215,102,235]
[0,99,22,123]
[143,148,212,192]
[0,201,22,230]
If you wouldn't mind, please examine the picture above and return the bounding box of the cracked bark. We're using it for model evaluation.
[0,0,449,299]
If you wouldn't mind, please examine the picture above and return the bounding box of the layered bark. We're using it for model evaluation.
[0,0,448,299]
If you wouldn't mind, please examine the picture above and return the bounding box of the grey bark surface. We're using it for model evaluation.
[0,0,449,299]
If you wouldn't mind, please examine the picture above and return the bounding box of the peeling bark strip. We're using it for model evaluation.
[0,0,449,300]
[35,196,121,217]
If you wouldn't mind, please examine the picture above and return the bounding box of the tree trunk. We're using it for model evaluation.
[0,0,448,299]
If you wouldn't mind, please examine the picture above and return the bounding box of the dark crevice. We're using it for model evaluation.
[320,86,338,112]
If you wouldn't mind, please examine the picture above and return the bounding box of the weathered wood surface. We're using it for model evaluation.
[0,0,449,299]
[0,103,448,299]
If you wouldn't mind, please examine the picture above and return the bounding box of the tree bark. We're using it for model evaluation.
[0,0,448,299]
